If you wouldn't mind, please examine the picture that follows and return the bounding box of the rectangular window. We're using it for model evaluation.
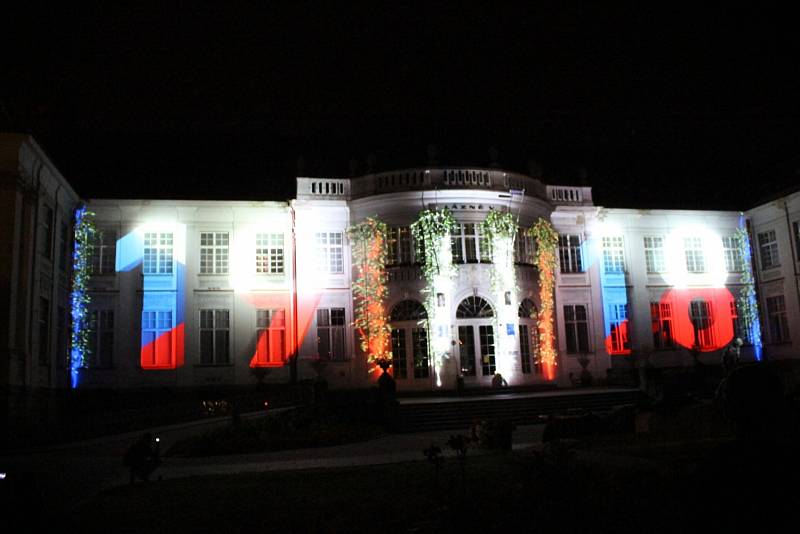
[387,226,414,266]
[390,329,407,379]
[412,328,429,379]
[564,304,590,354]
[650,302,675,349]
[479,325,496,376]
[602,236,625,273]
[559,235,583,273]
[199,309,230,365]
[317,308,346,360]
[758,230,780,271]
[607,303,630,354]
[256,233,284,274]
[722,236,743,273]
[690,300,715,349]
[451,223,490,264]
[39,297,50,365]
[684,237,706,273]
[91,230,117,275]
[458,325,476,376]
[42,205,54,259]
[200,232,229,274]
[729,300,750,345]
[514,228,535,264]
[766,295,790,344]
[141,310,173,367]
[519,323,532,374]
[643,236,666,273]
[59,222,69,271]
[315,232,344,273]
[143,232,173,274]
[255,309,285,365]
[88,310,114,368]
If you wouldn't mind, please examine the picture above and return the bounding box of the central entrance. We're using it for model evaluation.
[456,296,496,385]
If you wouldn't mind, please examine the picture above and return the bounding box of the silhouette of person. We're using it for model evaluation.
[124,432,161,484]
[491,373,508,388]
[722,338,742,376]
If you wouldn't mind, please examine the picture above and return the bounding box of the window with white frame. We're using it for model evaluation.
[602,236,625,273]
[141,310,173,367]
[514,228,535,264]
[564,304,590,354]
[88,310,114,368]
[722,235,743,273]
[650,302,675,349]
[200,232,229,274]
[643,236,666,273]
[91,229,117,275]
[387,226,414,265]
[255,233,284,274]
[317,308,346,360]
[255,309,285,365]
[315,232,344,273]
[684,237,706,273]
[143,232,173,274]
[758,230,780,270]
[558,235,583,273]
[199,309,230,365]
[689,299,714,349]
[607,303,630,354]
[451,223,491,264]
[766,295,790,343]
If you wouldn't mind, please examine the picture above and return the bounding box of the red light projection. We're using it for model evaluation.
[141,323,185,369]
[605,319,631,355]
[659,288,735,352]
[246,291,322,368]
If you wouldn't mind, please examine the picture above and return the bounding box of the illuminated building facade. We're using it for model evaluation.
[2,133,799,392]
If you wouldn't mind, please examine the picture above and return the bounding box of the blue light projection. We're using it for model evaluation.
[738,215,763,361]
[70,205,95,388]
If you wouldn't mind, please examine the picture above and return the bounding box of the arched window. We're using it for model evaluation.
[390,300,428,322]
[456,296,494,318]
[518,298,537,319]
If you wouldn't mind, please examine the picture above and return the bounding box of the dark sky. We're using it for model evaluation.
[4,3,799,210]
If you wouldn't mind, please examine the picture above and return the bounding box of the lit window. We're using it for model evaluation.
[256,233,284,274]
[317,308,346,360]
[91,230,117,275]
[143,232,173,274]
[315,232,344,273]
[757,230,780,271]
[689,300,714,349]
[390,329,407,379]
[199,309,230,365]
[607,303,630,354]
[643,236,666,273]
[88,310,114,368]
[564,304,590,354]
[650,302,675,349]
[684,237,706,273]
[558,235,583,273]
[766,295,790,344]
[451,223,491,264]
[200,232,229,274]
[387,226,414,265]
[722,236,743,273]
[255,309,285,365]
[514,228,536,265]
[479,325,496,376]
[141,310,173,367]
[602,236,625,273]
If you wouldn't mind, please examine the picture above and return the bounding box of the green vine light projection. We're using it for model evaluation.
[733,223,763,360]
[410,207,456,387]
[70,206,97,388]
[479,209,518,295]
[346,217,392,373]
[528,218,559,380]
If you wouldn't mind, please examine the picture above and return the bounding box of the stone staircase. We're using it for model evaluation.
[396,388,645,432]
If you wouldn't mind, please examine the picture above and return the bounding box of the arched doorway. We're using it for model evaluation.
[518,298,541,375]
[456,296,496,383]
[389,300,431,387]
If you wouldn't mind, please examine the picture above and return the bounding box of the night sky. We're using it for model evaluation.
[4,4,799,210]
